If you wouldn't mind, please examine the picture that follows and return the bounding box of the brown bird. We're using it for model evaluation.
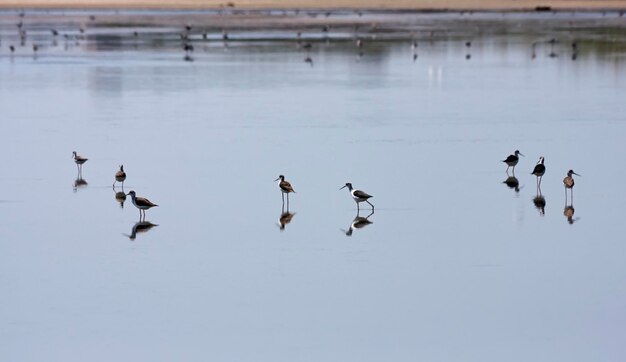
[563,169,580,202]
[113,165,126,188]
[72,151,88,173]
[126,190,158,221]
[274,175,295,205]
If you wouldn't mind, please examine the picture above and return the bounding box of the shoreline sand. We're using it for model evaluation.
[1,0,626,11]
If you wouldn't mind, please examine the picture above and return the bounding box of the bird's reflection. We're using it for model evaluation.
[563,205,579,224]
[124,221,158,240]
[533,186,546,216]
[73,175,88,193]
[502,175,520,193]
[342,210,374,236]
[278,210,296,231]
[114,189,126,208]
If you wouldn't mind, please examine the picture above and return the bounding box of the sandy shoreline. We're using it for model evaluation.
[1,0,626,11]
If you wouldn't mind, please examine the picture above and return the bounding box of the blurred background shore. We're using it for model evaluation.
[1,0,626,10]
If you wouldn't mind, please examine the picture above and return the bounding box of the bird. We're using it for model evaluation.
[340,182,374,211]
[274,175,295,205]
[502,150,524,173]
[113,165,126,188]
[126,190,158,221]
[563,169,580,201]
[72,151,88,173]
[531,156,546,188]
[9,45,15,53]
[356,39,363,48]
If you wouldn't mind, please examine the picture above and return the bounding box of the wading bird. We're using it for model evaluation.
[531,156,546,188]
[502,150,524,173]
[275,175,295,206]
[340,182,374,211]
[126,190,158,221]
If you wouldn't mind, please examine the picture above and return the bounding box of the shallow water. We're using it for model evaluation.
[1,11,626,362]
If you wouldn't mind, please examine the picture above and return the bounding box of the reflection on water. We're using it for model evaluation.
[124,221,158,240]
[533,186,546,216]
[114,189,126,209]
[73,175,88,193]
[1,9,626,361]
[277,208,296,231]
[503,175,520,194]
[563,205,578,224]
[342,210,374,236]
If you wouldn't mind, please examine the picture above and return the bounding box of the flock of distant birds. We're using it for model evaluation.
[501,150,580,223]
[0,9,594,64]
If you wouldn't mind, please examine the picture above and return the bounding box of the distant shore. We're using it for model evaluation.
[1,0,626,11]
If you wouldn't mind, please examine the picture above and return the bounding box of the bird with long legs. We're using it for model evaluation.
[563,169,580,204]
[502,150,524,174]
[126,190,158,221]
[340,182,374,211]
[274,175,295,208]
[72,151,88,175]
[113,165,126,189]
[531,156,546,189]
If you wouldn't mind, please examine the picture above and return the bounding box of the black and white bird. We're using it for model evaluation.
[126,190,158,221]
[531,156,546,187]
[340,182,374,211]
[502,150,524,173]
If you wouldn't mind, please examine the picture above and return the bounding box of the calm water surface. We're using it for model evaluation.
[1,11,626,361]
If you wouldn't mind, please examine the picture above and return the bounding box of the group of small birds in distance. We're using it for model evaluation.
[502,150,580,223]
[0,8,604,64]
[73,151,158,223]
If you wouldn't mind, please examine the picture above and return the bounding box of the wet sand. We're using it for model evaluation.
[1,0,626,10]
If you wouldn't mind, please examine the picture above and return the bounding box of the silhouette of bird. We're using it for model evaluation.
[502,150,524,173]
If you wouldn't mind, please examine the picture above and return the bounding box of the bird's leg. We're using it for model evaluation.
[366,200,374,210]
[357,202,360,212]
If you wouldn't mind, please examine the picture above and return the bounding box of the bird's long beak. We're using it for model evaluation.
[274,177,280,182]
[574,172,581,176]
[339,185,347,190]
[519,152,525,157]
